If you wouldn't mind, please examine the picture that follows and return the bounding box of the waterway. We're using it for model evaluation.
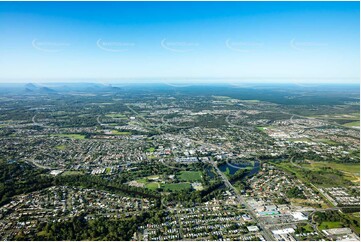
[219,160,260,177]
[205,167,215,178]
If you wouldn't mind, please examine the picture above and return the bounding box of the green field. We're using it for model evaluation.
[256,126,271,131]
[343,121,360,127]
[146,147,155,152]
[52,134,86,139]
[136,175,192,191]
[318,221,343,230]
[275,162,353,188]
[299,161,360,184]
[61,171,84,176]
[136,175,160,187]
[136,178,147,184]
[162,183,191,191]
[145,182,160,190]
[314,139,339,145]
[302,162,360,175]
[55,145,66,150]
[179,171,202,182]
[288,138,311,142]
[111,130,131,135]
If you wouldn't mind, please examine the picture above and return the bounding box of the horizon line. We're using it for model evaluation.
[0,77,359,83]
[0,79,359,85]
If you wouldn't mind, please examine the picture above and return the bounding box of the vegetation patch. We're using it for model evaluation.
[302,224,314,233]
[274,162,353,188]
[256,126,270,131]
[343,121,360,127]
[288,138,311,142]
[313,139,339,145]
[111,130,131,135]
[313,210,360,235]
[286,187,306,199]
[302,161,360,176]
[61,171,84,176]
[146,147,155,152]
[145,182,160,190]
[318,221,343,230]
[299,161,360,183]
[136,178,148,184]
[52,134,86,140]
[178,171,202,182]
[55,145,66,150]
[162,183,191,191]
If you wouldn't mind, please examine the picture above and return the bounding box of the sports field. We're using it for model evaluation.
[162,183,191,191]
[179,171,202,182]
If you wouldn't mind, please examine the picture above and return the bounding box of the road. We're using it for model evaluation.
[281,110,352,130]
[32,114,37,125]
[225,160,250,170]
[209,157,274,241]
[96,115,105,126]
[161,115,190,129]
[31,114,47,127]
[27,159,53,170]
[126,104,165,134]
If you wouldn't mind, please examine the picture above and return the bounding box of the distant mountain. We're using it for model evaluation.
[24,83,37,90]
[0,82,359,105]
[43,83,122,93]
[38,87,57,93]
[24,87,34,93]
[21,83,57,94]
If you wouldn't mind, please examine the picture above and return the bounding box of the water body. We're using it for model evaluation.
[219,163,241,175]
[219,161,260,177]
[246,160,260,177]
[205,167,215,178]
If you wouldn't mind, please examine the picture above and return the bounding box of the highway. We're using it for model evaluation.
[27,159,53,170]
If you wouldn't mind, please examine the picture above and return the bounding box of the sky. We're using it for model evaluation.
[0,1,359,83]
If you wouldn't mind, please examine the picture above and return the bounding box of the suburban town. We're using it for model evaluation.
[0,82,359,241]
[0,0,360,241]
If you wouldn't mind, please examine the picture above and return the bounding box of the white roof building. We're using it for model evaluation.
[247,226,259,232]
[272,228,295,235]
[291,212,308,221]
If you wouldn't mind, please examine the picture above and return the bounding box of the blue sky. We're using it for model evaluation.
[0,1,359,83]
